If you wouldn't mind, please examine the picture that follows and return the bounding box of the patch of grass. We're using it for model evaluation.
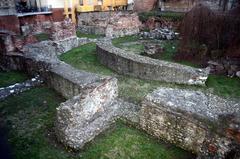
[160,40,179,61]
[0,71,28,88]
[0,87,68,159]
[81,121,194,159]
[160,40,200,68]
[60,43,113,76]
[0,87,194,159]
[138,11,184,22]
[206,75,240,98]
[34,33,49,41]
[112,35,140,48]
[76,31,103,39]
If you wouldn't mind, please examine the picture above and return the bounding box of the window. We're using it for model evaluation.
[79,0,83,6]
[16,0,51,13]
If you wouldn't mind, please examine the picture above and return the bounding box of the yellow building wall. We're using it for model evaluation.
[76,0,128,12]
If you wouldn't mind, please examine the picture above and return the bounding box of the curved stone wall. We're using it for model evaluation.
[96,41,209,86]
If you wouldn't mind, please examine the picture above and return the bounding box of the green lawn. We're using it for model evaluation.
[0,71,28,88]
[0,87,194,159]
[76,31,103,39]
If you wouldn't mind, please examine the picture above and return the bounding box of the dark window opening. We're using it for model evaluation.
[16,0,52,13]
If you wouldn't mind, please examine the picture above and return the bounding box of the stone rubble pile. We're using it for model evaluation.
[208,59,240,77]
[140,28,179,40]
[143,43,164,58]
[0,75,43,100]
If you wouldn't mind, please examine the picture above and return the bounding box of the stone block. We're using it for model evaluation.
[55,77,118,149]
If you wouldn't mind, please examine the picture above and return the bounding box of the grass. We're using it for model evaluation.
[138,11,184,22]
[60,43,113,76]
[34,33,50,42]
[80,121,194,159]
[112,35,140,48]
[206,75,240,98]
[0,71,28,88]
[0,87,67,159]
[0,87,194,159]
[76,31,103,39]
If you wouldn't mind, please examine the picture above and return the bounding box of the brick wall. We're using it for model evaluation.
[133,0,158,12]
[0,16,20,34]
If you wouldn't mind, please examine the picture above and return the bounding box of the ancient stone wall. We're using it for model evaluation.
[96,41,209,86]
[140,87,240,158]
[106,12,141,38]
[77,11,141,38]
[50,19,76,41]
[0,16,20,34]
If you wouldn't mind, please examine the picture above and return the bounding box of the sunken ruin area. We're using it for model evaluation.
[1,1,240,159]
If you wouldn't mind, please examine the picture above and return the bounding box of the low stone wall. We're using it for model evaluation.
[96,41,209,86]
[0,37,141,150]
[56,77,118,149]
[140,87,240,158]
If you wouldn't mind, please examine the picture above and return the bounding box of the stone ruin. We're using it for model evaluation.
[96,40,209,86]
[78,11,142,38]
[0,12,239,159]
[140,87,240,158]
[0,18,76,54]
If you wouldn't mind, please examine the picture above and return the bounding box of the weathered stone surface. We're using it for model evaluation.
[50,18,76,41]
[22,37,94,60]
[139,28,179,40]
[105,12,142,38]
[56,77,118,149]
[96,41,209,86]
[140,87,240,158]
